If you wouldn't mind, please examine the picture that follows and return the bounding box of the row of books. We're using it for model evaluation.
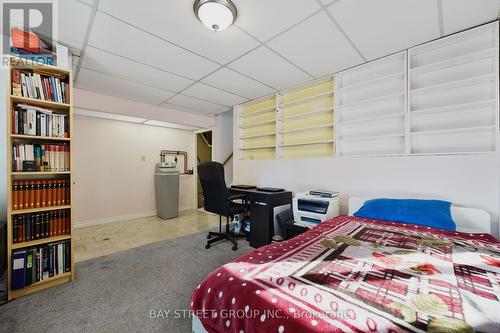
[11,241,71,290]
[12,180,70,211]
[12,103,69,138]
[12,69,70,104]
[13,210,70,244]
[12,143,70,172]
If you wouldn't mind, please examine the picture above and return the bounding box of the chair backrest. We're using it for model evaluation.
[276,209,294,226]
[197,162,230,216]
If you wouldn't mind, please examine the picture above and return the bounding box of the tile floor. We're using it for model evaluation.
[73,210,220,262]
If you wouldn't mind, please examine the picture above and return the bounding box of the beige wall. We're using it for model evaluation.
[73,115,195,227]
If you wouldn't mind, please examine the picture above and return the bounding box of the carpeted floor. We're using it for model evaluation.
[0,229,251,333]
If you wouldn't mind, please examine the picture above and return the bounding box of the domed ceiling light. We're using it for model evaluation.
[193,0,237,32]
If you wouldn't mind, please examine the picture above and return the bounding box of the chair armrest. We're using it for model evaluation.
[227,194,248,202]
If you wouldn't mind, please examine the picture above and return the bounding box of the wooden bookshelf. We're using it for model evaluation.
[6,59,74,300]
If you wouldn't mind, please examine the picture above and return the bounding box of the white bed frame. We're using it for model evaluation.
[348,197,491,234]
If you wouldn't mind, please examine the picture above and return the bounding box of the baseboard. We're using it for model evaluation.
[75,207,195,229]
[74,211,157,228]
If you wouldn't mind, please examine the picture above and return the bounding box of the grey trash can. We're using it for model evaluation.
[154,163,180,219]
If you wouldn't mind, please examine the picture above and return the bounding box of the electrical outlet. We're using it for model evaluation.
[141,155,146,161]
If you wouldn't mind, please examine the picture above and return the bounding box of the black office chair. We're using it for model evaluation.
[198,162,249,251]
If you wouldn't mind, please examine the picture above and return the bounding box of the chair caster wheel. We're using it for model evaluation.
[205,244,210,249]
[207,235,211,239]
[232,245,237,251]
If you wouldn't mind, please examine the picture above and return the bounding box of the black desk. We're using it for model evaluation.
[229,188,292,248]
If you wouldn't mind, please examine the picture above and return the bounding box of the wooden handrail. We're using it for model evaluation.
[222,152,233,166]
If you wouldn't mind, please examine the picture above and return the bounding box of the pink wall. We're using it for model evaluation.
[73,115,196,226]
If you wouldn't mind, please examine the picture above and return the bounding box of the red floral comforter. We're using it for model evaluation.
[191,216,500,332]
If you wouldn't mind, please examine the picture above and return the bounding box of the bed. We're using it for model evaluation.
[191,197,500,333]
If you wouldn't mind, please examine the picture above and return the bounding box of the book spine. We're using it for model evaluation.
[42,246,48,279]
[11,249,26,290]
[64,241,70,272]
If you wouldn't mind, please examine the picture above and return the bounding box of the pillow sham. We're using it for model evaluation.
[353,198,456,231]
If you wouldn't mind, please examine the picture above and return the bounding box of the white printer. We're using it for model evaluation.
[293,190,340,228]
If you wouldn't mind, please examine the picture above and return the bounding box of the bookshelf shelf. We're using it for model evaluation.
[338,112,404,125]
[336,91,405,110]
[409,73,495,94]
[409,99,496,115]
[282,107,333,120]
[279,140,334,147]
[340,133,405,142]
[240,145,277,150]
[239,132,276,139]
[9,272,72,299]
[10,95,71,110]
[7,55,74,300]
[10,134,71,142]
[279,123,334,134]
[11,171,71,176]
[240,106,275,118]
[410,125,495,136]
[410,48,496,75]
[11,205,72,215]
[239,119,276,129]
[9,55,70,75]
[12,235,72,250]
[278,90,333,108]
[337,71,405,91]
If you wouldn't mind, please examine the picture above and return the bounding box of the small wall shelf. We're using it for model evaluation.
[408,22,498,155]
[335,51,407,156]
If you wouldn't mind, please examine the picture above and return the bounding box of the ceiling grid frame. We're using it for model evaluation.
[68,0,499,116]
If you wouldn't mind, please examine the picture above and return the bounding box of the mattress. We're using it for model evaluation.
[191,215,500,333]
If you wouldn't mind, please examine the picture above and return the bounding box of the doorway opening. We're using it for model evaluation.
[196,130,212,209]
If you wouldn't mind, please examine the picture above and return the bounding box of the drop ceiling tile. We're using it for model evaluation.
[235,0,321,41]
[164,95,230,114]
[228,46,311,90]
[329,0,440,60]
[201,67,275,99]
[58,0,92,52]
[268,11,363,78]
[81,46,193,92]
[159,103,209,115]
[442,0,500,34]
[98,0,259,63]
[88,11,219,80]
[182,83,248,107]
[76,68,174,105]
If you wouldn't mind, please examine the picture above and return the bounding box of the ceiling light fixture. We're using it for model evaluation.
[193,0,237,32]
